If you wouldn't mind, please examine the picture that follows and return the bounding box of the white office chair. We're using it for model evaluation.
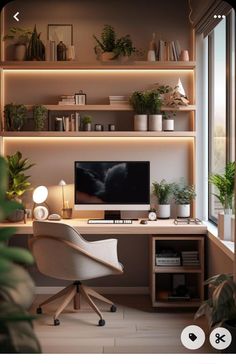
[29,221,123,326]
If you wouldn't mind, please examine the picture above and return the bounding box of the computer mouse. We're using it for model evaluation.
[140,219,148,224]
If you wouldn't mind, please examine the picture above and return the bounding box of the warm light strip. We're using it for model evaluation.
[3,136,194,141]
[2,69,193,74]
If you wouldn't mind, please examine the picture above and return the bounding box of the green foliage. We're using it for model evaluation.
[173,181,196,204]
[93,24,135,58]
[6,151,35,200]
[33,105,48,131]
[152,179,174,204]
[162,110,176,120]
[146,91,163,114]
[3,27,32,45]
[195,274,236,328]
[82,115,92,124]
[209,161,235,210]
[4,103,27,131]
[26,25,45,61]
[0,156,41,353]
[129,91,148,114]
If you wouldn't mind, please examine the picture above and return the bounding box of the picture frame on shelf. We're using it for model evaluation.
[47,24,73,48]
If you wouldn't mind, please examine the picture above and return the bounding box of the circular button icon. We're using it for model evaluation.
[181,325,205,350]
[209,327,232,350]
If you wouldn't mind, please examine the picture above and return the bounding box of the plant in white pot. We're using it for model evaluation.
[3,27,32,61]
[129,91,148,131]
[162,111,176,131]
[173,181,196,218]
[152,179,174,219]
[195,273,236,353]
[209,161,235,240]
[81,115,92,131]
[146,90,163,131]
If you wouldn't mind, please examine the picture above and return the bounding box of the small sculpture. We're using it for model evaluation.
[168,78,189,107]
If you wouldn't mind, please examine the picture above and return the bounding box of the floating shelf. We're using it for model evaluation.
[0,61,196,70]
[24,104,196,111]
[152,299,201,308]
[154,266,202,273]
[0,131,196,138]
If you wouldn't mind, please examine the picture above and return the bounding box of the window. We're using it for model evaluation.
[208,11,235,223]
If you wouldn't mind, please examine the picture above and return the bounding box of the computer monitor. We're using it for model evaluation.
[74,161,150,219]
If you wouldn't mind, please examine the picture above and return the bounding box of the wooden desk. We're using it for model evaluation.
[0,218,207,235]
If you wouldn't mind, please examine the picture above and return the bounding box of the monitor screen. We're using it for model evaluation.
[74,161,150,210]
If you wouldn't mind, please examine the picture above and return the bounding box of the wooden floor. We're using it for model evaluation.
[30,294,215,354]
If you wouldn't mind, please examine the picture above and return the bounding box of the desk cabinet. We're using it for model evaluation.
[149,235,205,308]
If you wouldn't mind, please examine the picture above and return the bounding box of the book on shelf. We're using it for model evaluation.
[156,39,182,61]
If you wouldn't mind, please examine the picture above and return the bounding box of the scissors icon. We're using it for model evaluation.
[215,333,226,343]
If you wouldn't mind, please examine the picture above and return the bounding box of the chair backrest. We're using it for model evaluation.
[30,221,116,281]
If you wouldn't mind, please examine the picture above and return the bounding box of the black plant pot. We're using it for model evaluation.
[222,320,236,353]
[7,209,25,222]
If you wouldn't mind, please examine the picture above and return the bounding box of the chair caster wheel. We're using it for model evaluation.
[110,305,117,312]
[54,319,60,326]
[98,319,105,326]
[36,307,42,314]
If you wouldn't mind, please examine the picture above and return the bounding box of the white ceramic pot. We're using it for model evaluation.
[163,118,174,131]
[15,44,26,61]
[66,45,75,61]
[101,52,115,61]
[147,50,156,61]
[134,115,148,131]
[157,204,170,219]
[218,212,232,241]
[149,114,162,131]
[176,204,190,218]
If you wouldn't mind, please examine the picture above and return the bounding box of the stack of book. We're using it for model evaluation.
[109,96,129,105]
[156,251,181,266]
[58,95,75,105]
[156,40,181,61]
[181,251,200,266]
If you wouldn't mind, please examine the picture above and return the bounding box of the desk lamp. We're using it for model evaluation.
[32,185,49,220]
[58,180,72,219]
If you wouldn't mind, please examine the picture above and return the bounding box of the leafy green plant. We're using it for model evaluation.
[6,151,35,201]
[3,27,32,45]
[26,25,45,61]
[0,156,41,353]
[152,179,174,204]
[146,91,163,114]
[209,161,235,211]
[129,91,148,114]
[114,35,136,57]
[81,115,92,124]
[4,103,27,131]
[195,274,236,328]
[162,110,176,120]
[33,105,48,131]
[173,181,196,204]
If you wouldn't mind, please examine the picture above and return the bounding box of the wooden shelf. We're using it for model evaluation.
[0,61,196,70]
[0,131,196,138]
[152,299,201,308]
[154,266,202,273]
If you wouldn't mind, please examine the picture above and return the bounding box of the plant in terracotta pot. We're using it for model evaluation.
[152,179,174,218]
[209,161,235,240]
[173,181,196,218]
[6,151,35,222]
[81,115,92,131]
[4,103,27,131]
[3,27,32,61]
[146,90,163,131]
[129,91,148,131]
[195,273,236,353]
[33,105,48,131]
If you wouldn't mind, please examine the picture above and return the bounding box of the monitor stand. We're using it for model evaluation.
[104,210,121,220]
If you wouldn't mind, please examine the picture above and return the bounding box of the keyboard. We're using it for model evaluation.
[87,219,133,224]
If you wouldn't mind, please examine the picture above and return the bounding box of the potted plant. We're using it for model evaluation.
[129,91,148,131]
[93,24,136,62]
[81,115,92,131]
[152,179,174,218]
[6,151,35,222]
[209,161,235,240]
[146,90,163,131]
[4,103,27,131]
[3,27,32,61]
[26,25,45,61]
[195,273,236,353]
[162,111,176,131]
[173,181,196,218]
[33,105,48,131]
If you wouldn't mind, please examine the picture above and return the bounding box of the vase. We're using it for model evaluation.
[15,44,26,61]
[66,45,75,61]
[218,211,232,241]
[57,41,67,61]
[134,115,148,131]
[84,123,92,131]
[7,209,25,222]
[101,52,115,61]
[157,204,170,219]
[147,50,156,61]
[148,115,162,131]
[163,118,174,131]
[176,204,190,218]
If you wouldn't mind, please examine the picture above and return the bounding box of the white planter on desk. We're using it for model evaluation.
[163,118,174,131]
[157,204,170,219]
[148,114,162,131]
[176,204,190,218]
[134,115,148,131]
[218,212,232,241]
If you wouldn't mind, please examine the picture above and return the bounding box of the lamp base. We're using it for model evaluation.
[62,208,72,219]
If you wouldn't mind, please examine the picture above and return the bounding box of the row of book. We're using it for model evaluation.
[155,250,200,266]
[181,251,200,266]
[109,96,129,105]
[54,113,80,131]
[156,40,181,61]
[58,95,75,105]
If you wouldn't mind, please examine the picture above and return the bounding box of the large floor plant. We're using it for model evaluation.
[0,156,41,353]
